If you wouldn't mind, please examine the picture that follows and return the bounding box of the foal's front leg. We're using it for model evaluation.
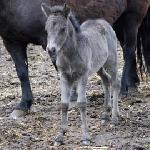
[54,76,71,146]
[77,74,90,145]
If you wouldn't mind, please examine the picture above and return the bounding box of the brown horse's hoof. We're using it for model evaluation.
[10,109,28,119]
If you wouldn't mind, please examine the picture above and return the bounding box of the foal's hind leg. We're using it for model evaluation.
[107,67,120,126]
[54,76,71,146]
[97,68,111,124]
[111,73,120,126]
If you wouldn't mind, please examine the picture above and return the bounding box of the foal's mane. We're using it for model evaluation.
[69,13,81,33]
[50,5,64,14]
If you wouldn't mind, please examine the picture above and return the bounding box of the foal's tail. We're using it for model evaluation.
[0,47,1,55]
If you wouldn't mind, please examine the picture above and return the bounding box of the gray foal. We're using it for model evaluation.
[42,3,120,146]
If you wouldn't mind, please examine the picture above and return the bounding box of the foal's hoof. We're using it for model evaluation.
[10,109,28,119]
[82,140,91,146]
[101,112,110,125]
[110,118,118,127]
[54,141,63,146]
[54,135,63,146]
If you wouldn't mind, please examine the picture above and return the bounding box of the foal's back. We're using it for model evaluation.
[80,19,117,73]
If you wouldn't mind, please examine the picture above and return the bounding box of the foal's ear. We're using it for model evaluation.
[41,3,51,18]
[63,3,70,18]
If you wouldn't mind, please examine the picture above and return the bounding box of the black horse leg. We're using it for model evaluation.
[121,15,140,95]
[3,40,33,118]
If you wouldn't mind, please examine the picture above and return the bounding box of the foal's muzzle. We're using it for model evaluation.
[46,46,58,71]
[46,47,56,55]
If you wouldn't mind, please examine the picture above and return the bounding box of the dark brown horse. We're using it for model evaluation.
[0,0,149,118]
[113,1,150,94]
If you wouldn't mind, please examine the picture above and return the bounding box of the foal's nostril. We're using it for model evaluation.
[46,47,56,54]
[50,47,56,53]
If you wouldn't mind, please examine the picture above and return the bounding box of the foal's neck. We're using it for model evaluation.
[62,31,78,58]
[61,15,80,57]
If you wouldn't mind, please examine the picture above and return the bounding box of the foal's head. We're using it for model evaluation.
[41,3,80,55]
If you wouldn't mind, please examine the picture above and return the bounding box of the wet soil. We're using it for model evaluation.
[0,39,150,150]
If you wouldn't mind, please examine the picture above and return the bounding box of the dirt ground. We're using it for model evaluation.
[0,38,150,150]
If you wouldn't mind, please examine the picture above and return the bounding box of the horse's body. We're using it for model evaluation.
[43,4,120,145]
[0,0,149,118]
[0,0,50,118]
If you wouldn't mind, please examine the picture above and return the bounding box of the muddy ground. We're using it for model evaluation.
[0,38,150,150]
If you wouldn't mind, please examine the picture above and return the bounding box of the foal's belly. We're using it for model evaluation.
[86,40,109,75]
[89,52,108,75]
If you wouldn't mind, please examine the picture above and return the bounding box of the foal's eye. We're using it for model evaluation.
[60,28,65,33]
[52,22,56,27]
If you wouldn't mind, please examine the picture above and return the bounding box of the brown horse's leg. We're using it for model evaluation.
[115,12,142,95]
[121,15,140,95]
